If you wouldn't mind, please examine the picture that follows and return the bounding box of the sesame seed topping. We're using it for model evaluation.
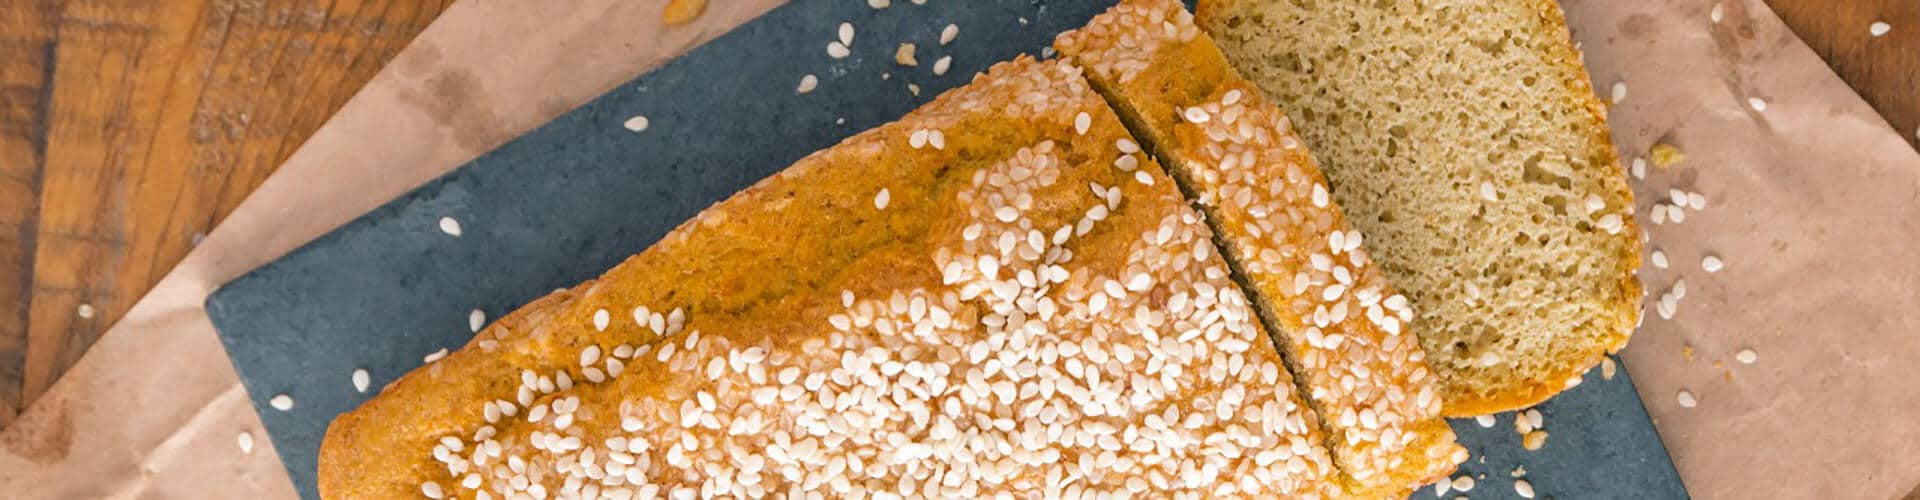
[421,481,444,499]
[874,188,892,210]
[622,115,650,132]
[1702,255,1724,273]
[592,309,611,331]
[797,74,818,94]
[237,431,254,454]
[1748,97,1768,112]
[1182,107,1210,123]
[438,217,463,237]
[1074,112,1092,135]
[1871,21,1892,37]
[940,24,959,45]
[1736,348,1757,364]
[424,348,449,363]
[269,394,294,411]
[352,369,370,393]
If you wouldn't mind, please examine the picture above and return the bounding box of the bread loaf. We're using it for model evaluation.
[320,57,1347,498]
[1056,1,1464,495]
[1196,0,1644,415]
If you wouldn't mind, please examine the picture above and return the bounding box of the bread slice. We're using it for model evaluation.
[1196,0,1643,415]
[321,57,1348,498]
[1056,1,1465,495]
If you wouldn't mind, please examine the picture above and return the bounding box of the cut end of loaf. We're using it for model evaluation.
[1197,0,1642,415]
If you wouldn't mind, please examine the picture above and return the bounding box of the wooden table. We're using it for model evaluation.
[0,0,1911,428]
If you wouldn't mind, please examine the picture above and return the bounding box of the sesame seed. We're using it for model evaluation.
[894,43,918,67]
[1610,81,1627,104]
[1748,97,1767,112]
[933,56,952,76]
[270,394,295,411]
[1523,430,1548,450]
[1677,389,1698,408]
[1115,138,1139,154]
[438,217,463,237]
[838,22,854,46]
[797,74,818,94]
[468,309,485,332]
[1182,107,1210,123]
[1702,255,1724,273]
[76,303,95,319]
[1711,2,1725,23]
[1631,157,1647,179]
[1736,348,1757,364]
[940,24,959,45]
[352,369,370,393]
[1871,21,1891,37]
[827,41,850,59]
[1516,479,1536,498]
[1074,112,1092,135]
[1597,214,1624,234]
[1651,249,1669,269]
[866,0,888,8]
[1686,191,1707,210]
[592,309,611,331]
[580,345,602,367]
[1475,414,1496,427]
[421,481,444,499]
[1525,408,1544,429]
[237,431,254,455]
[1672,278,1688,299]
[623,115,650,132]
[874,188,892,210]
[424,348,449,363]
[1479,181,1497,201]
[1602,357,1617,380]
[1451,476,1475,492]
[1434,479,1452,496]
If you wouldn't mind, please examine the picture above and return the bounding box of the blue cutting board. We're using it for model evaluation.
[205,1,1687,498]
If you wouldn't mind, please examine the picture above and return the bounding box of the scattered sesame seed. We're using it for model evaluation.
[1435,479,1452,496]
[932,55,952,76]
[352,369,370,393]
[838,22,854,46]
[1479,181,1498,201]
[1476,414,1496,427]
[1651,249,1669,269]
[1673,278,1688,300]
[1666,204,1686,223]
[237,431,254,455]
[1597,213,1624,234]
[593,309,611,331]
[1451,476,1475,492]
[1748,97,1768,112]
[940,24,959,45]
[826,41,850,59]
[1523,430,1548,450]
[1870,21,1891,37]
[1736,348,1758,364]
[1668,188,1688,205]
[1602,357,1618,380]
[76,303,94,319]
[269,394,294,411]
[907,83,921,96]
[894,43,918,66]
[874,188,891,210]
[1702,255,1724,273]
[866,0,888,8]
[796,74,818,94]
[1631,157,1647,179]
[424,348,449,363]
[1686,191,1707,210]
[438,216,463,237]
[1525,408,1544,429]
[1610,81,1627,104]
[1710,2,1724,23]
[468,309,485,332]
[1516,479,1537,498]
[1677,389,1698,408]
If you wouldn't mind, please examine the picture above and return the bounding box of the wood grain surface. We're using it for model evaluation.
[0,0,453,428]
[0,0,1913,429]
[1767,0,1920,151]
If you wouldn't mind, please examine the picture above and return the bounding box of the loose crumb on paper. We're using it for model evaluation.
[895,43,918,67]
[662,0,706,26]
[1650,143,1685,169]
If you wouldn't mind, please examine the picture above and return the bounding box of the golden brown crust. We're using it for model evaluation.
[1057,1,1465,495]
[322,57,1345,498]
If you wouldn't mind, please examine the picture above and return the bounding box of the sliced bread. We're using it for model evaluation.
[1057,0,1464,495]
[1196,0,1643,415]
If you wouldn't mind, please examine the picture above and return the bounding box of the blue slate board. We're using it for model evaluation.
[205,1,1687,498]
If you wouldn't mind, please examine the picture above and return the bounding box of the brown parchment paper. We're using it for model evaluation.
[2,0,1915,498]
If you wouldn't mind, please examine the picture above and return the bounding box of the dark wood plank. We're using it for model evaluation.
[0,0,59,429]
[8,0,454,418]
[1767,0,1920,150]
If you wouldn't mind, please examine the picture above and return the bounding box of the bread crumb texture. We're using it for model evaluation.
[1198,0,1642,415]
